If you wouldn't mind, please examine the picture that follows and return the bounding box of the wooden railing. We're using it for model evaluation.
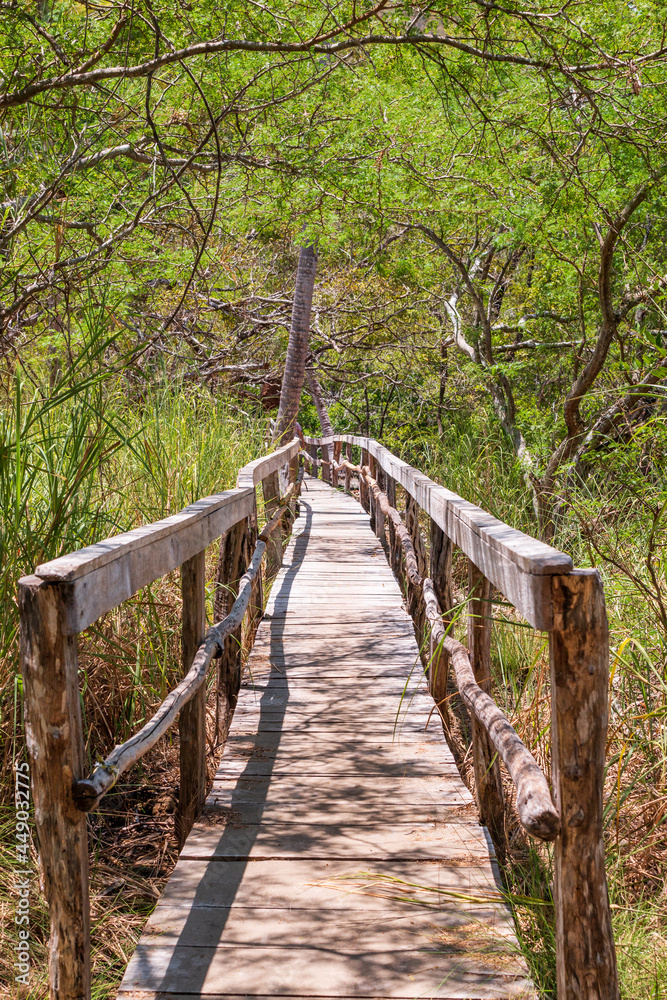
[304,433,618,1000]
[18,437,301,1000]
[19,431,618,1000]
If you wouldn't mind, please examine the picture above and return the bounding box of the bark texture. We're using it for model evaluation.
[549,569,618,999]
[306,363,334,461]
[273,244,318,445]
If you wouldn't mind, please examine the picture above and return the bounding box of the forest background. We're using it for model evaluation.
[1,1,667,997]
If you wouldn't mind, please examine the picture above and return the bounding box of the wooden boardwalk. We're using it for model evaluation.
[118,477,534,1000]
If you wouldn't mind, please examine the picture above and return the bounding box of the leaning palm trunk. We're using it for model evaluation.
[306,363,334,462]
[273,244,318,446]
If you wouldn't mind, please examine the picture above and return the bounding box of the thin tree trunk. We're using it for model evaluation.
[273,244,318,446]
[306,363,333,461]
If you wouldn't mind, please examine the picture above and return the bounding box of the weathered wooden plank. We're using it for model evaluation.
[208,771,473,798]
[33,489,255,634]
[236,437,301,489]
[214,755,459,780]
[133,901,515,948]
[119,990,532,1000]
[146,857,503,908]
[217,729,449,751]
[178,821,490,861]
[228,718,446,735]
[231,694,436,717]
[203,788,475,821]
[119,942,534,998]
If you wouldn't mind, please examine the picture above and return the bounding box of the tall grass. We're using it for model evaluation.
[0,319,264,996]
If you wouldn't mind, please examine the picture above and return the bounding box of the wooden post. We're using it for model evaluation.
[360,448,370,512]
[344,443,351,493]
[177,550,207,848]
[468,560,505,856]
[429,522,453,724]
[262,470,282,578]
[404,494,428,659]
[333,440,342,489]
[214,519,246,739]
[19,576,91,1000]
[368,455,378,534]
[386,476,398,575]
[308,442,318,477]
[374,461,386,542]
[405,494,428,577]
[246,502,264,646]
[321,444,330,484]
[550,570,618,1000]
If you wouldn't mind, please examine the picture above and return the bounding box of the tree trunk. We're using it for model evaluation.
[306,363,334,462]
[273,244,318,446]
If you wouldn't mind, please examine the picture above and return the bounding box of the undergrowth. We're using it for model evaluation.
[0,322,262,997]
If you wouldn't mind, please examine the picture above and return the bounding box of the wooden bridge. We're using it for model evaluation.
[19,436,618,1000]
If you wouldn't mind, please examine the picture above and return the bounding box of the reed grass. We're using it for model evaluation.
[0,318,264,997]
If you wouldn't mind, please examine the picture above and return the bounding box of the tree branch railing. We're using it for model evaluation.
[20,429,618,1000]
[18,438,301,1000]
[71,491,295,813]
[303,433,618,1000]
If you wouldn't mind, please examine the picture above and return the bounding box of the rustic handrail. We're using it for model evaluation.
[32,437,300,634]
[305,432,618,1000]
[71,496,293,812]
[305,434,572,630]
[344,460,560,842]
[422,578,559,841]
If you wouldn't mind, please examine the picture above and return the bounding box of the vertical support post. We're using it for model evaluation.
[468,560,505,855]
[405,494,428,577]
[177,550,207,848]
[318,443,328,484]
[429,522,453,724]
[308,442,318,477]
[214,519,246,739]
[333,440,342,489]
[344,443,351,493]
[246,500,264,646]
[374,460,386,542]
[368,455,378,534]
[386,475,397,573]
[550,570,618,1000]
[404,494,427,663]
[360,448,370,512]
[262,470,282,578]
[281,461,296,543]
[19,576,91,1000]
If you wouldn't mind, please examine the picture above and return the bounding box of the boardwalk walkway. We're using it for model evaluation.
[118,477,534,999]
